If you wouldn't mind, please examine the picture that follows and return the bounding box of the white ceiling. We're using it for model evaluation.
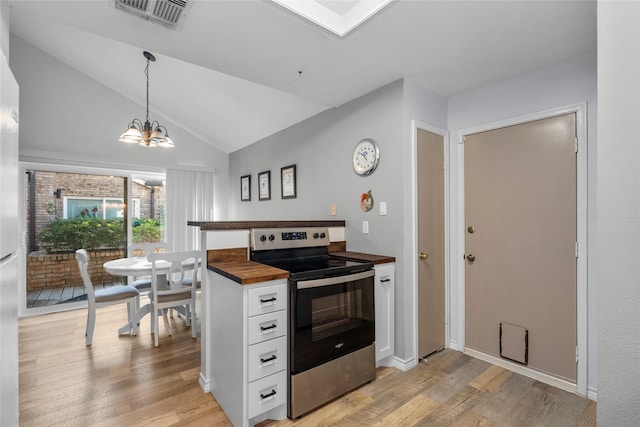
[7,0,596,154]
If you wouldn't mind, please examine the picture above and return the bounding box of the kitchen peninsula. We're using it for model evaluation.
[189,220,395,426]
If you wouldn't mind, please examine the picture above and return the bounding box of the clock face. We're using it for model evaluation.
[353,139,379,176]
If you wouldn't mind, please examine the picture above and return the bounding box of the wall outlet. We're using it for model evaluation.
[330,204,337,216]
[362,220,369,234]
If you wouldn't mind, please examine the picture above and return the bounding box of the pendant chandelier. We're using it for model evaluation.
[118,51,174,148]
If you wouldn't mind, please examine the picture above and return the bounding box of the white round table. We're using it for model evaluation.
[103,256,199,333]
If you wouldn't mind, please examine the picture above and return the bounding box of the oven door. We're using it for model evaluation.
[290,269,375,374]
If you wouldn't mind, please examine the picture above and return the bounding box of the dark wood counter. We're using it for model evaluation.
[331,251,396,265]
[189,220,346,230]
[208,261,289,285]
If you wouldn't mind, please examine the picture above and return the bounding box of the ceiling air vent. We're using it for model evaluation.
[114,0,193,30]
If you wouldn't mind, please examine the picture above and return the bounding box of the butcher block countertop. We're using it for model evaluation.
[189,220,345,230]
[208,261,289,285]
[330,251,396,265]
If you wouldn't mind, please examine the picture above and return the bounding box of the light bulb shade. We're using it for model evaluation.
[118,126,143,144]
[157,135,175,148]
[139,139,158,148]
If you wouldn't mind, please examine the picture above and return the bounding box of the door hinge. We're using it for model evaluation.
[576,346,579,364]
[459,136,465,145]
[575,137,578,153]
[575,241,579,258]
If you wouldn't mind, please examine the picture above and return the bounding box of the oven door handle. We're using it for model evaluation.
[296,269,374,289]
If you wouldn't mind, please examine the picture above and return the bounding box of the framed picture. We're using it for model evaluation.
[281,164,296,199]
[258,170,271,200]
[240,175,251,201]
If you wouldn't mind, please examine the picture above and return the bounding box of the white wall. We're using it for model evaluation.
[447,52,597,392]
[0,1,8,60]
[9,34,229,210]
[597,2,640,424]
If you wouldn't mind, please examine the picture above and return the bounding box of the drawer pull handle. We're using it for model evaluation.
[380,277,391,283]
[260,354,277,364]
[260,323,277,332]
[260,297,277,304]
[260,389,277,400]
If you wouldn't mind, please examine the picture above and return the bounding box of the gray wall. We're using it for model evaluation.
[597,2,640,425]
[229,80,412,359]
[9,35,229,210]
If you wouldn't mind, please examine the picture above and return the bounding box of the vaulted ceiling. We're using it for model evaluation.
[8,0,596,154]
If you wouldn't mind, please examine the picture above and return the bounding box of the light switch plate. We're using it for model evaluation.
[379,201,387,216]
[362,221,369,234]
[330,204,337,216]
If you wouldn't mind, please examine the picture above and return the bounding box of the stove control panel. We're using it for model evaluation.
[251,227,330,250]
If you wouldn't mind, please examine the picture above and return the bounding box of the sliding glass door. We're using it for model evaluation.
[20,165,165,315]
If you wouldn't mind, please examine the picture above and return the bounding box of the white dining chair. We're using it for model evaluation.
[148,250,200,346]
[75,249,140,346]
[127,242,169,291]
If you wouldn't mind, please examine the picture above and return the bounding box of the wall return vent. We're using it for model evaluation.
[113,0,193,30]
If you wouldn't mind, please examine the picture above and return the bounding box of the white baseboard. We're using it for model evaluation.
[448,339,462,352]
[199,373,213,393]
[587,386,597,401]
[391,355,418,372]
[464,347,580,396]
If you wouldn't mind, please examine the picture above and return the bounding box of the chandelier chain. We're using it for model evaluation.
[145,58,150,122]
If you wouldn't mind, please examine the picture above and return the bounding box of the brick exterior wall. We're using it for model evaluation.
[26,249,126,291]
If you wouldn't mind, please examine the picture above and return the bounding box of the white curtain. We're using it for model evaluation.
[165,169,215,251]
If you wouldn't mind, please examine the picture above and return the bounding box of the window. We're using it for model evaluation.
[63,197,140,219]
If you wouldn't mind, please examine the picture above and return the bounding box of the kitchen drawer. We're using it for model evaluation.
[247,371,287,419]
[248,336,287,383]
[247,310,286,345]
[247,283,287,317]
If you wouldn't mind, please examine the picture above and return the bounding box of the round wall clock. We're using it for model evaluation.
[352,138,380,176]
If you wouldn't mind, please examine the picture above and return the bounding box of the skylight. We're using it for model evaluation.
[272,0,394,37]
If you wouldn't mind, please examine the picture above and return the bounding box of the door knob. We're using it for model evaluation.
[466,254,476,262]
[419,252,429,260]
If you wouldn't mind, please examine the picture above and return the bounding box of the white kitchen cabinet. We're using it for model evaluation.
[208,271,288,427]
[374,263,395,366]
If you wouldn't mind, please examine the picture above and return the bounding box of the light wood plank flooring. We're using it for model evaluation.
[19,304,595,426]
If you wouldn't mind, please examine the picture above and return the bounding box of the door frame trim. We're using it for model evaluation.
[411,120,450,364]
[456,102,588,395]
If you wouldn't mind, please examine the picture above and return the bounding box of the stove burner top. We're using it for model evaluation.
[260,255,372,280]
[249,227,373,280]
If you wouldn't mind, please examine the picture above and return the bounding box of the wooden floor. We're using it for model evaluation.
[19,304,596,426]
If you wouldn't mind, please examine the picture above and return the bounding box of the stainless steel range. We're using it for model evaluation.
[250,227,376,419]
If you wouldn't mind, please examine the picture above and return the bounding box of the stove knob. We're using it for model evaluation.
[320,232,326,238]
[268,234,275,241]
[259,235,267,242]
[313,233,319,239]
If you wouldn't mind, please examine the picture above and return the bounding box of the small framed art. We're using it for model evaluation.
[258,170,271,201]
[281,164,296,199]
[240,175,251,201]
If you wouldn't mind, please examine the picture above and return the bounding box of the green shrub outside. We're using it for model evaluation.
[39,218,162,252]
[131,218,162,243]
